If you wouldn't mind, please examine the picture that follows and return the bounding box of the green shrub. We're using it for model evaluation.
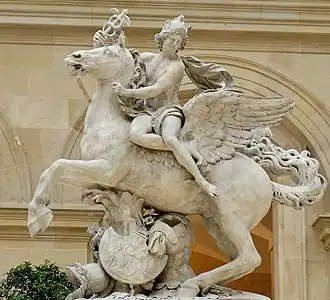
[0,260,73,300]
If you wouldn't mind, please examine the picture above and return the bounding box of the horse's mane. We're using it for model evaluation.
[117,49,150,118]
[128,48,147,89]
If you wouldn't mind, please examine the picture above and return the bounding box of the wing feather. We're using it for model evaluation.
[181,89,294,164]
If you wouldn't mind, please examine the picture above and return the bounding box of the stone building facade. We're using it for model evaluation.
[0,1,329,299]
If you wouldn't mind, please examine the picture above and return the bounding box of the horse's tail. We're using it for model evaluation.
[242,130,327,209]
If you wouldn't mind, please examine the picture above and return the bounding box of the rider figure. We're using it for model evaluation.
[93,16,220,199]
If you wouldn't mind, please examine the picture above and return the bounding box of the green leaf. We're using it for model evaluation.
[0,260,73,300]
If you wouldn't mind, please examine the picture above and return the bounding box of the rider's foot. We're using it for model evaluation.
[199,180,220,198]
[196,158,207,168]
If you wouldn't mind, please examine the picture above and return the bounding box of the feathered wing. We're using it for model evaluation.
[181,89,294,164]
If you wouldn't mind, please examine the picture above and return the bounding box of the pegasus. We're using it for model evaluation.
[27,40,326,297]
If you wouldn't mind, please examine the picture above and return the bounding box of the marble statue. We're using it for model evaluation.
[27,8,327,300]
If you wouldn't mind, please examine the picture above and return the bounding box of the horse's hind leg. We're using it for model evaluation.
[28,158,128,238]
[202,216,238,262]
[178,201,261,297]
[202,217,259,285]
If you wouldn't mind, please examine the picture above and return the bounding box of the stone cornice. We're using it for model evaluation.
[312,214,330,252]
[2,1,330,53]
[1,25,330,54]
[1,0,330,35]
[0,204,104,241]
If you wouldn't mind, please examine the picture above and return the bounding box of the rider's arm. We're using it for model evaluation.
[139,52,155,63]
[126,62,184,99]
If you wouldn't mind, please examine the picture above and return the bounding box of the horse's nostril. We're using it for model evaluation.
[72,53,82,59]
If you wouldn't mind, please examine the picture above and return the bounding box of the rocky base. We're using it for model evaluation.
[76,291,270,300]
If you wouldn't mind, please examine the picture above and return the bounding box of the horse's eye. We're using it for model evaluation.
[103,49,112,56]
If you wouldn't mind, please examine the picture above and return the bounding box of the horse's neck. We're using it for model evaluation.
[84,81,129,137]
[93,83,122,120]
[84,55,134,143]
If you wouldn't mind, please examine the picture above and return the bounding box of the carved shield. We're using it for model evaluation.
[99,227,168,285]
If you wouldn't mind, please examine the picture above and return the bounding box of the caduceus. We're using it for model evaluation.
[93,8,131,47]
[103,8,130,36]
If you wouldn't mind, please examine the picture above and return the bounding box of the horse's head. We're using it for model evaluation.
[64,43,134,82]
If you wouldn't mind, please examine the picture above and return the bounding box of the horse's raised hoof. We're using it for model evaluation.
[27,202,40,239]
[27,206,53,239]
[37,207,53,232]
[177,279,200,297]
[27,220,41,239]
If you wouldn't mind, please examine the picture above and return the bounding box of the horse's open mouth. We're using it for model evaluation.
[70,64,85,76]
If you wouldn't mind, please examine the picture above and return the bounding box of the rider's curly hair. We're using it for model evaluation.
[154,30,188,52]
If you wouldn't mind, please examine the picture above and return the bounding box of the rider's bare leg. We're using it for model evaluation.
[129,115,217,198]
[162,116,219,198]
[130,115,203,163]
[182,133,205,166]
[129,114,170,151]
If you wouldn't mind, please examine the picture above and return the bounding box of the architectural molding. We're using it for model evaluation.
[0,112,31,202]
[1,1,330,54]
[1,26,330,54]
[313,214,330,251]
[1,1,330,35]
[0,204,104,241]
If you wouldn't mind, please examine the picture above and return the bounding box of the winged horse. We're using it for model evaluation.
[27,40,326,297]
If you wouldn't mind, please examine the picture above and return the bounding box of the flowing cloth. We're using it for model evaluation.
[181,56,234,91]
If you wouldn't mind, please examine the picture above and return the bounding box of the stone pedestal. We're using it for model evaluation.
[78,291,270,300]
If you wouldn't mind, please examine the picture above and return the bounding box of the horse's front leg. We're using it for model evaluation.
[27,158,128,238]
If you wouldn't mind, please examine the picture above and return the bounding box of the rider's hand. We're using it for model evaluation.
[112,82,131,97]
[93,30,111,47]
